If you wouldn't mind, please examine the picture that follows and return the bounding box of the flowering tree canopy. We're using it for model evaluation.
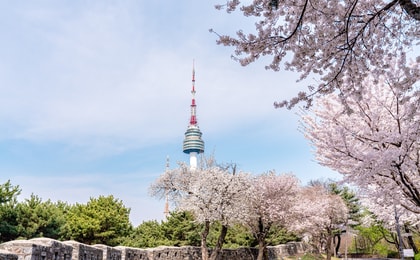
[178,167,252,227]
[361,191,420,228]
[149,162,192,207]
[150,162,251,226]
[247,172,300,228]
[149,161,252,260]
[214,0,420,108]
[301,72,420,214]
[292,185,348,260]
[245,172,300,260]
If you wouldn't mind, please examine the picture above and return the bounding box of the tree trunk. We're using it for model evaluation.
[209,224,228,260]
[399,0,420,21]
[404,224,418,254]
[257,239,267,260]
[325,229,333,260]
[201,220,210,260]
[334,233,341,256]
[255,217,270,260]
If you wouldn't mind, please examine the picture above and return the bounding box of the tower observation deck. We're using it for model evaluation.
[182,63,204,170]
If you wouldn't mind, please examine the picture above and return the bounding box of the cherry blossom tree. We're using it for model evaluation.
[150,161,252,260]
[180,166,252,260]
[301,70,420,215]
[213,0,420,108]
[309,180,362,255]
[149,162,192,209]
[292,185,348,260]
[244,172,300,260]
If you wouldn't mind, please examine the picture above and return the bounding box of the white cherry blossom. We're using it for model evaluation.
[214,0,420,108]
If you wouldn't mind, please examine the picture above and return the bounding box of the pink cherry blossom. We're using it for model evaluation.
[301,67,420,214]
[214,0,420,108]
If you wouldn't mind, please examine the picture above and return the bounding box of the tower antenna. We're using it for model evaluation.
[190,60,197,125]
[182,61,205,170]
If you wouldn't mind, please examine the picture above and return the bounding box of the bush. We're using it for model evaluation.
[387,251,399,258]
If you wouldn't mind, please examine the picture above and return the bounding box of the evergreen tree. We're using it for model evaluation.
[62,195,132,246]
[15,194,67,239]
[122,220,167,248]
[0,180,20,242]
[160,211,201,247]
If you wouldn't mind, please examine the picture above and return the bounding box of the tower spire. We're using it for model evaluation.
[190,61,197,125]
[182,61,205,170]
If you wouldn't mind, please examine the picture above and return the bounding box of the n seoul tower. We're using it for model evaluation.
[182,63,205,170]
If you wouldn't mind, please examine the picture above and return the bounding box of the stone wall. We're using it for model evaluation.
[215,247,257,259]
[0,239,307,260]
[113,246,149,260]
[93,245,121,260]
[0,238,73,260]
[0,249,18,260]
[63,241,103,260]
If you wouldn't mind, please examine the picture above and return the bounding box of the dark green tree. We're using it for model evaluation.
[0,180,20,204]
[0,180,21,242]
[15,194,67,239]
[62,195,132,246]
[218,223,255,248]
[122,220,167,248]
[122,211,202,248]
[160,211,201,247]
[266,224,299,246]
[328,183,362,223]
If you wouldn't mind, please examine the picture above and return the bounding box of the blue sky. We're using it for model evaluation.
[0,1,340,226]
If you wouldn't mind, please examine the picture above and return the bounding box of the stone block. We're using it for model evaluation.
[0,238,73,260]
[0,249,18,260]
[114,246,149,260]
[63,241,102,260]
[92,245,121,260]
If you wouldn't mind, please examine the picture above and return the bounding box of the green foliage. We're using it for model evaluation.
[207,221,298,248]
[15,194,67,240]
[412,230,420,253]
[0,179,307,249]
[123,211,273,249]
[0,203,19,242]
[122,220,167,248]
[0,180,20,204]
[414,252,420,260]
[160,211,201,246]
[222,223,255,248]
[352,216,397,257]
[327,182,362,225]
[62,195,132,246]
[387,251,399,258]
[371,242,391,258]
[355,224,388,254]
[122,211,201,248]
[266,224,299,246]
[0,180,21,242]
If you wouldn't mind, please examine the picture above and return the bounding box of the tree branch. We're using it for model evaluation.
[399,0,420,20]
